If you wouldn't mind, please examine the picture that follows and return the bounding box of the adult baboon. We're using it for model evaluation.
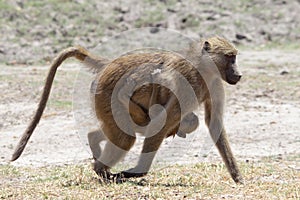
[11,37,243,183]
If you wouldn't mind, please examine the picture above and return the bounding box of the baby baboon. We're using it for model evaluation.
[11,36,243,184]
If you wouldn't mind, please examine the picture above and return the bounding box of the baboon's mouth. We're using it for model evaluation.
[226,76,241,85]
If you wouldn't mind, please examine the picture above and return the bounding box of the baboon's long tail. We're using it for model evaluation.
[11,46,108,161]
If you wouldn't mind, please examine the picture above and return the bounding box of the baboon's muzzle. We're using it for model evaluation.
[226,68,242,85]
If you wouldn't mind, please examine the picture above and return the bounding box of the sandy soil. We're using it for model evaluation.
[0,50,299,169]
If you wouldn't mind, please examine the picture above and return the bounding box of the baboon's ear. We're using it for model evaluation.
[203,41,211,52]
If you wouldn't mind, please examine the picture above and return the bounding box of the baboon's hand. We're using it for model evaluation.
[115,167,148,179]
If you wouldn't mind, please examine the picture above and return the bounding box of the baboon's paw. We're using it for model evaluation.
[233,174,245,184]
[119,170,148,178]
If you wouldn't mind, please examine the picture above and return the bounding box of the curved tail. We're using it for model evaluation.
[11,46,108,161]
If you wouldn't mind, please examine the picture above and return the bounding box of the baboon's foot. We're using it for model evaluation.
[233,173,244,184]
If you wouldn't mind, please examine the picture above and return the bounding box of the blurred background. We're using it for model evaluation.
[0,0,299,65]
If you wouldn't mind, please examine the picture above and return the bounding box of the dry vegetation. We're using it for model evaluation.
[1,156,299,199]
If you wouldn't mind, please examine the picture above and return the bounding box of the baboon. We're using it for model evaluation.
[11,36,243,184]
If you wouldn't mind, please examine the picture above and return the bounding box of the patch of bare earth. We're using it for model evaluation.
[0,50,299,168]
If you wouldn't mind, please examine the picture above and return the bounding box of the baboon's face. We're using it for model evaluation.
[203,40,242,85]
[209,53,242,85]
[224,55,242,85]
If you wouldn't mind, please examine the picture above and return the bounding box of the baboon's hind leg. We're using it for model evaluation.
[92,124,136,180]
[88,129,106,160]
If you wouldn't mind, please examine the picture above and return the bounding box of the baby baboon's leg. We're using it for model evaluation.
[88,129,106,160]
[118,77,136,109]
[117,77,151,125]
[93,123,136,179]
[176,112,199,138]
[149,83,199,138]
[204,100,243,183]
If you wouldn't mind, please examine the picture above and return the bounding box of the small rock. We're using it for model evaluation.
[236,33,252,42]
[150,27,159,34]
[236,33,247,40]
[114,6,129,14]
[167,8,177,13]
[16,1,24,9]
[74,0,85,4]
[280,70,289,75]
[116,15,124,22]
[207,14,221,21]
[259,30,266,35]
[181,18,187,23]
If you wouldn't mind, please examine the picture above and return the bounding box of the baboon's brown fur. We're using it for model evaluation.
[11,36,243,183]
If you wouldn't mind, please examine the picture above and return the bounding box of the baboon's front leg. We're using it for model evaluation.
[120,132,166,178]
[204,100,243,183]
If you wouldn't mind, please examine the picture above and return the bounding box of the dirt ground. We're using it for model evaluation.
[0,50,299,170]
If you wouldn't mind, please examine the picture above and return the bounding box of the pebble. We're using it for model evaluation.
[280,70,289,75]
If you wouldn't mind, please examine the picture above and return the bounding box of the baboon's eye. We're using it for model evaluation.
[226,55,236,65]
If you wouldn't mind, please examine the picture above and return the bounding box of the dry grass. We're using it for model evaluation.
[1,157,299,199]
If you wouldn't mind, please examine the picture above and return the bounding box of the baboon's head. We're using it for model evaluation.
[203,37,242,85]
